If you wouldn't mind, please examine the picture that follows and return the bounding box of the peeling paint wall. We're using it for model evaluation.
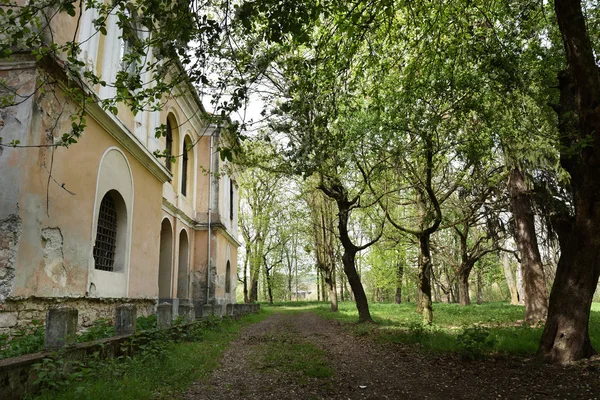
[41,227,67,288]
[0,215,22,302]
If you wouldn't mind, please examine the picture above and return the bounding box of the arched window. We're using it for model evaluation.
[181,140,188,196]
[93,190,127,272]
[94,195,117,271]
[225,260,231,294]
[165,120,173,172]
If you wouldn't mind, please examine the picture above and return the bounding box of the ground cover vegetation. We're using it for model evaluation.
[265,302,600,359]
[26,312,266,400]
[3,0,600,365]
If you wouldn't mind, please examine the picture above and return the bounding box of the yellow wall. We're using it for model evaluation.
[12,85,163,298]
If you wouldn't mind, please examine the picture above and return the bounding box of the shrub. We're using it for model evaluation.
[456,325,497,360]
[0,320,44,360]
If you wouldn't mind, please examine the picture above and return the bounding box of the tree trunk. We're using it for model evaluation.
[265,266,274,304]
[418,234,433,324]
[395,260,404,304]
[539,0,600,363]
[321,270,328,301]
[249,271,259,303]
[325,268,338,312]
[342,249,373,322]
[502,253,520,305]
[243,248,249,304]
[339,267,345,301]
[316,269,321,301]
[516,263,525,305]
[476,269,483,305]
[458,269,471,306]
[508,167,549,323]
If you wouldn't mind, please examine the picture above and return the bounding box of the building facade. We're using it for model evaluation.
[0,3,239,329]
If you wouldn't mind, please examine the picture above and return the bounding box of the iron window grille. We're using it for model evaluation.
[93,195,118,271]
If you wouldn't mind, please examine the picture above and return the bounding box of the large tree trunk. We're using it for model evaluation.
[243,248,249,303]
[539,0,600,363]
[325,268,338,312]
[265,266,274,304]
[342,249,372,322]
[516,263,525,305]
[457,268,471,306]
[418,234,433,324]
[395,260,404,304]
[508,167,549,323]
[249,270,259,303]
[319,178,375,323]
[316,270,321,301]
[476,269,483,305]
[502,253,520,305]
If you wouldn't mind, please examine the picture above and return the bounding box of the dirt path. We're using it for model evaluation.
[183,312,600,399]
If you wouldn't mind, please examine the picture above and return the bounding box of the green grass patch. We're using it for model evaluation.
[30,312,267,400]
[250,333,332,379]
[263,301,600,358]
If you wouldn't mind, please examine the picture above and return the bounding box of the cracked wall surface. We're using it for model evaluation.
[41,227,67,288]
[0,215,21,302]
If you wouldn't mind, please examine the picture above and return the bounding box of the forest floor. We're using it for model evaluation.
[183,311,600,400]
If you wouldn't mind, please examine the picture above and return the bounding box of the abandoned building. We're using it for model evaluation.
[0,5,240,330]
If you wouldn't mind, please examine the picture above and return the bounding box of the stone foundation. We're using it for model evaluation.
[0,297,156,334]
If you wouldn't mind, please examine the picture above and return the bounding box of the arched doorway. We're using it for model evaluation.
[177,230,189,299]
[158,219,173,299]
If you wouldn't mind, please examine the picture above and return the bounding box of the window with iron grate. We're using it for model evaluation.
[93,194,118,271]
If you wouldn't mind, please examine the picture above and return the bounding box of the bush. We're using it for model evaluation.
[0,320,44,360]
[77,318,115,342]
[457,325,497,360]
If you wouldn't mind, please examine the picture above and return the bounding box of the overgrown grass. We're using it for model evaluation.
[263,301,600,358]
[248,327,332,380]
[30,312,267,400]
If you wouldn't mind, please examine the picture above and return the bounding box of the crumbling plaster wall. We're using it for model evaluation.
[0,56,37,302]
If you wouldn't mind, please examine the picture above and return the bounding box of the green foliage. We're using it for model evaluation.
[31,313,267,400]
[135,314,157,331]
[265,301,600,356]
[456,325,498,360]
[77,318,115,342]
[32,357,92,392]
[250,333,332,379]
[0,320,44,360]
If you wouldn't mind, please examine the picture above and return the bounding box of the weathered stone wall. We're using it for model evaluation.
[0,297,156,334]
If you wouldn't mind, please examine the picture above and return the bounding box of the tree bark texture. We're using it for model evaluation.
[508,167,549,322]
[395,260,404,304]
[476,270,483,305]
[539,0,600,363]
[418,234,433,324]
[502,253,520,305]
[458,268,471,306]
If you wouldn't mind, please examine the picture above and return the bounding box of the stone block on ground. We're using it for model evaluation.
[157,302,172,329]
[45,307,77,349]
[115,304,136,335]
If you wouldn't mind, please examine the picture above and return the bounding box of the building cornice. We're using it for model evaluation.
[161,198,196,228]
[195,221,242,248]
[86,101,171,183]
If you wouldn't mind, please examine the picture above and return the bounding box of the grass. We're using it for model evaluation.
[263,301,600,357]
[251,335,332,379]
[31,312,267,400]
